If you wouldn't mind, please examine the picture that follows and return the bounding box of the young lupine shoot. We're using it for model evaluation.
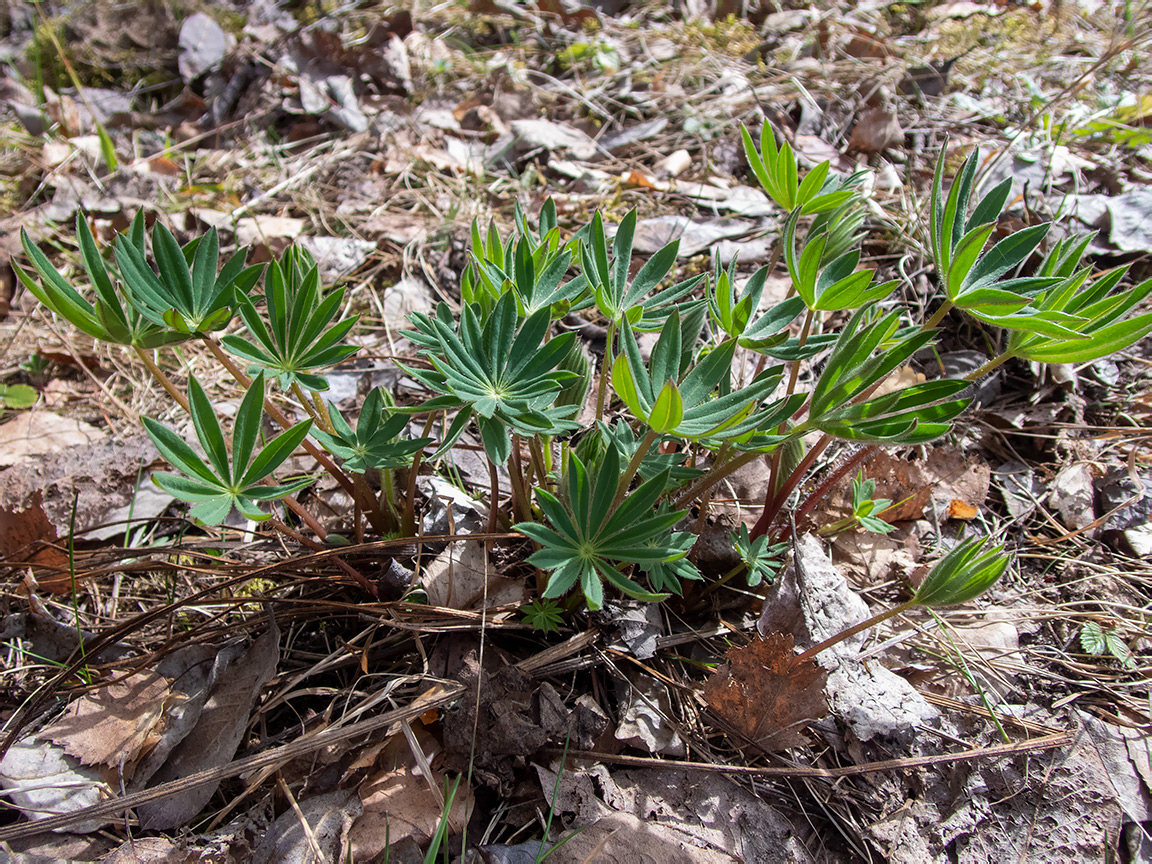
[113,213,262,334]
[732,524,787,587]
[851,473,895,534]
[911,537,1009,607]
[221,250,359,392]
[783,209,899,312]
[798,536,1010,662]
[582,210,703,330]
[927,147,1064,330]
[142,373,313,525]
[612,310,802,443]
[16,214,185,348]
[311,388,431,473]
[1004,243,1152,364]
[401,291,579,464]
[741,122,857,213]
[515,443,687,610]
[802,305,970,444]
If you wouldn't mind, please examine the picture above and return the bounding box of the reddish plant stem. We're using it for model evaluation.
[795,601,914,663]
[776,445,872,545]
[749,434,831,540]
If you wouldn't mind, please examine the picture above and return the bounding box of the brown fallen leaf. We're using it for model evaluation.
[703,632,827,753]
[847,107,903,154]
[41,671,169,773]
[137,610,280,829]
[348,726,473,860]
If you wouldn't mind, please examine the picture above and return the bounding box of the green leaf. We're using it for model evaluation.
[187,377,231,484]
[649,379,684,433]
[912,537,1009,607]
[516,438,694,610]
[1080,621,1106,655]
[241,418,314,487]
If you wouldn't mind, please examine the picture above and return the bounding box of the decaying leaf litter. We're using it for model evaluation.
[0,1,1150,861]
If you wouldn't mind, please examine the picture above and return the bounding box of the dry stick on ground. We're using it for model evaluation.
[0,629,597,840]
[545,731,1073,782]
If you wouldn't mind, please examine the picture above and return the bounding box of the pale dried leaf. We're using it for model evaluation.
[421,541,526,609]
[0,737,112,832]
[615,670,685,756]
[178,12,229,82]
[41,671,169,770]
[348,764,473,860]
[252,788,361,864]
[0,413,105,468]
[137,619,279,829]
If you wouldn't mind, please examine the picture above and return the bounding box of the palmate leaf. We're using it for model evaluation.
[400,291,579,464]
[741,122,857,214]
[516,443,694,610]
[581,210,703,329]
[312,388,431,472]
[1002,243,1152,364]
[17,214,185,348]
[782,209,897,312]
[142,373,313,525]
[611,311,788,443]
[221,251,359,392]
[113,213,262,335]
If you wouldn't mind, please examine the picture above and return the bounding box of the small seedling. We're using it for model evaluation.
[1080,621,1136,670]
[522,598,565,635]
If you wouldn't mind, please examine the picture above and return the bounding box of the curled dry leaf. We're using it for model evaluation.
[703,632,827,753]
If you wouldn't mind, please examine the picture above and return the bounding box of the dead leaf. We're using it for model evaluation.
[615,670,685,756]
[703,632,827,753]
[847,107,903,154]
[546,811,734,864]
[137,614,280,829]
[297,235,376,280]
[348,731,473,860]
[235,216,306,246]
[103,836,198,864]
[0,491,68,585]
[253,788,361,864]
[631,216,755,257]
[420,541,527,609]
[0,412,105,469]
[0,735,113,833]
[947,499,979,520]
[178,12,230,82]
[41,672,169,772]
[511,119,598,160]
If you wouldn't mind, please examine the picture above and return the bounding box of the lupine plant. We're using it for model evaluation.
[16,126,1152,621]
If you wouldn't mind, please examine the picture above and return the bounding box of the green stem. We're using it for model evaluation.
[134,347,190,414]
[291,382,337,436]
[612,427,658,512]
[767,306,815,505]
[966,351,1013,382]
[923,299,954,331]
[203,337,357,499]
[796,600,915,662]
[594,321,617,422]
[487,458,500,535]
